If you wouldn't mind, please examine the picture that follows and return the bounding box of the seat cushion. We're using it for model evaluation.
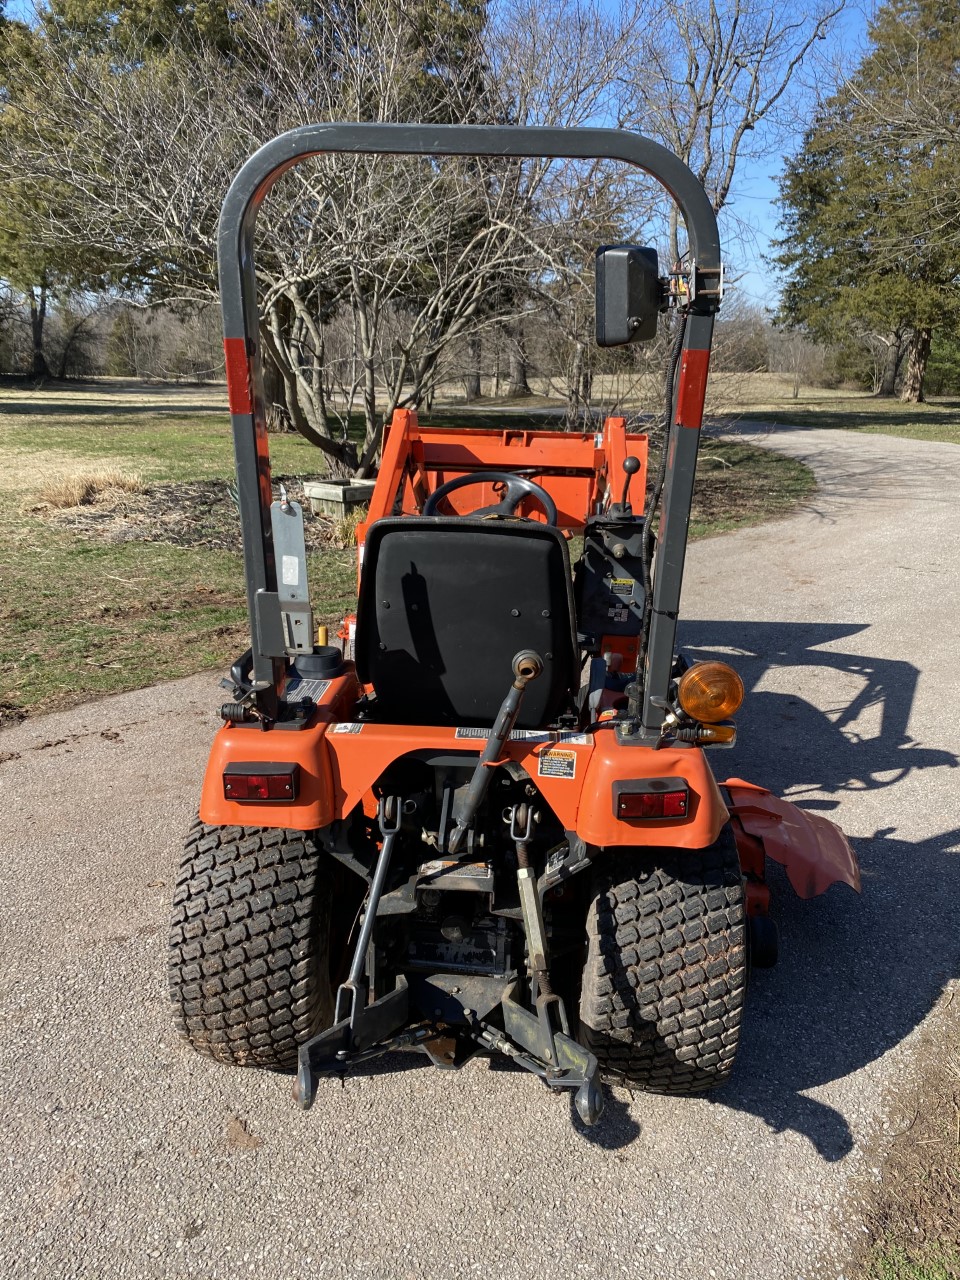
[355,517,578,727]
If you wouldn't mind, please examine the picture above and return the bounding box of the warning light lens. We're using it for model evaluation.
[617,789,688,820]
[677,662,744,723]
[223,764,299,802]
[697,723,737,746]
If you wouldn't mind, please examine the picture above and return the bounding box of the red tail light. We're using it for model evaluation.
[614,778,689,820]
[223,763,299,802]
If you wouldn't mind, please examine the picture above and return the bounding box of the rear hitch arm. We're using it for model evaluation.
[497,986,605,1126]
[504,803,603,1124]
[294,796,409,1108]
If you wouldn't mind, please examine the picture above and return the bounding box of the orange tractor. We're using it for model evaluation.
[168,125,859,1125]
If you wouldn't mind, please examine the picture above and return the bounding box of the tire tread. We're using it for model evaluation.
[168,817,332,1071]
[579,828,746,1094]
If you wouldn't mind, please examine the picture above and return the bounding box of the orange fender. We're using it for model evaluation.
[724,779,861,899]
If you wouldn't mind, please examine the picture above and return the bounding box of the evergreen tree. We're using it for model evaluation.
[773,0,960,402]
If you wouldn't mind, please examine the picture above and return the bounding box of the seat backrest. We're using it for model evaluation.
[355,517,579,728]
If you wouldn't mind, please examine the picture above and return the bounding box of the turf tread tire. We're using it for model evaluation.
[168,818,334,1070]
[579,828,746,1094]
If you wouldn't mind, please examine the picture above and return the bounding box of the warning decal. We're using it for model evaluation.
[537,748,577,780]
[611,577,634,597]
[330,721,364,734]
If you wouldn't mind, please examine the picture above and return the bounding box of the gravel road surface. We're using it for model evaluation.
[2,424,958,1280]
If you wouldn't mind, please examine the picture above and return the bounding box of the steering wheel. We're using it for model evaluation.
[423,471,558,524]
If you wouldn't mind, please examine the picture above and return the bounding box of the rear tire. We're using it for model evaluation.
[578,827,746,1093]
[168,819,335,1070]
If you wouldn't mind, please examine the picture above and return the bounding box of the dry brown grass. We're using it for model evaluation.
[326,503,367,549]
[29,468,145,512]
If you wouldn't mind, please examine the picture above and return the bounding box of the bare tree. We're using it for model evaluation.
[859,326,907,397]
[621,0,844,261]
[4,1,632,466]
[488,0,845,420]
[768,327,829,397]
[2,0,843,451]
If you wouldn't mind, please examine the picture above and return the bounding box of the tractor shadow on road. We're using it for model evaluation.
[679,619,959,1162]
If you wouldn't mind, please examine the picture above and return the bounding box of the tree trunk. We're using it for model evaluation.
[877,333,903,397]
[565,341,585,428]
[900,327,931,403]
[351,281,380,475]
[668,206,681,271]
[29,285,49,380]
[259,318,357,474]
[261,346,286,422]
[506,323,531,398]
[56,327,78,379]
[463,335,482,401]
[57,316,82,379]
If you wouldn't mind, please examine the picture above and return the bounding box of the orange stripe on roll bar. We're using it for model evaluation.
[224,337,253,415]
[674,347,711,429]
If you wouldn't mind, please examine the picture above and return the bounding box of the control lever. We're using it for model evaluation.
[447,651,543,854]
[617,455,641,514]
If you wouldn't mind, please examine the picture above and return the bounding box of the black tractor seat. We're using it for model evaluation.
[354,516,579,728]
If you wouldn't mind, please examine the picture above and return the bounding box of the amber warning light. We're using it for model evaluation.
[223,762,300,802]
[677,661,744,723]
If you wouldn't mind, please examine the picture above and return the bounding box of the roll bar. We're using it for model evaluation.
[217,124,721,735]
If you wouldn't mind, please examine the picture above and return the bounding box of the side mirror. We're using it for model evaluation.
[595,245,663,347]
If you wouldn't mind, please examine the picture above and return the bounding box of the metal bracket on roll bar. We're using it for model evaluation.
[688,259,724,306]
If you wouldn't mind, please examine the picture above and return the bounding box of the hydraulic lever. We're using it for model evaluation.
[614,454,642,515]
[447,651,543,854]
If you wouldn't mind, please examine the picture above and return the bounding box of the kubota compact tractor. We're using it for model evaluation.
[168,125,860,1126]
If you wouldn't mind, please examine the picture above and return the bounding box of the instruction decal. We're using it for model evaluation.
[454,727,552,742]
[537,748,577,780]
[330,721,364,734]
[286,677,330,704]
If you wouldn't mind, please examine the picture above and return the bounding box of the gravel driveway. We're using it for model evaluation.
[2,424,958,1280]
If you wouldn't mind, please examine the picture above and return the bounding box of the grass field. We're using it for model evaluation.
[708,372,960,444]
[0,379,818,722]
